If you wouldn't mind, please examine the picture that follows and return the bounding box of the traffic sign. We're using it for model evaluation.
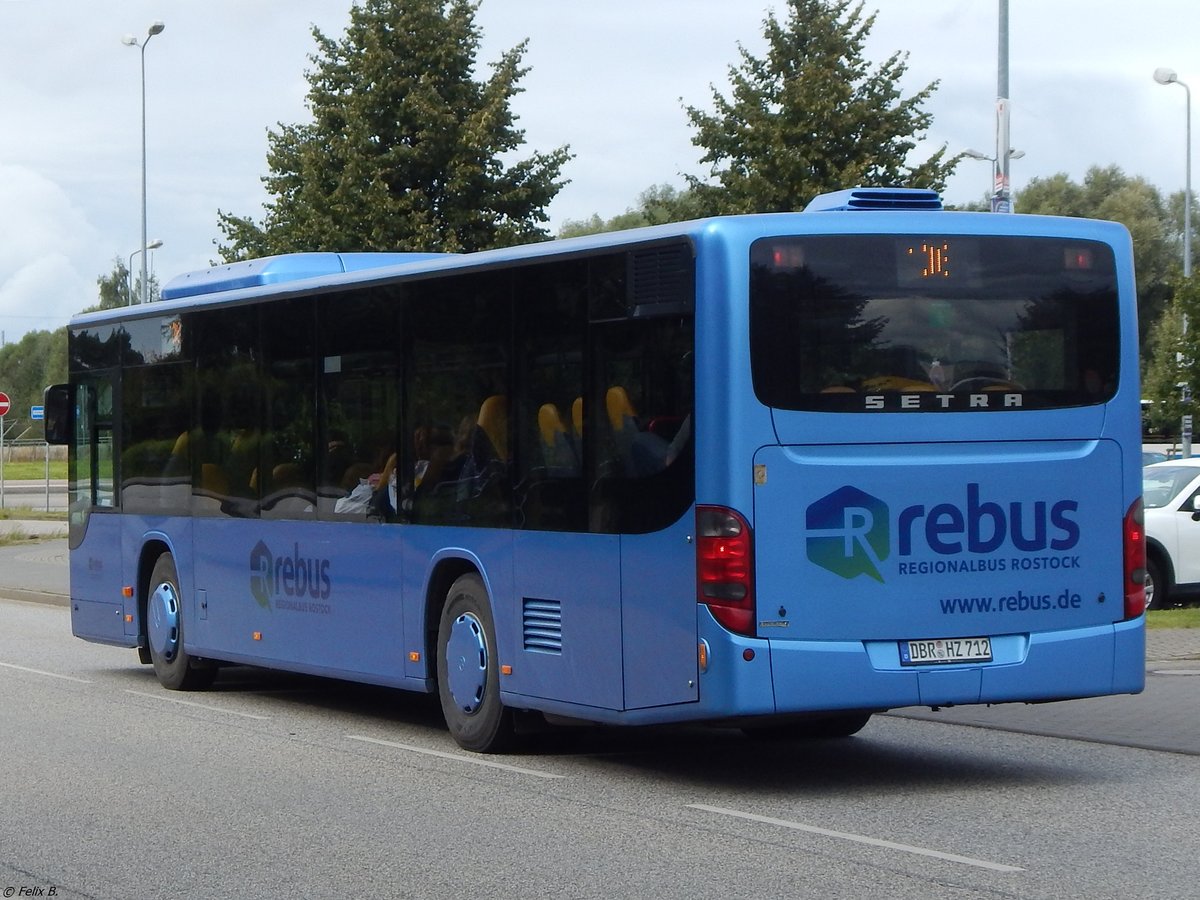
[0,391,10,416]
[30,405,44,421]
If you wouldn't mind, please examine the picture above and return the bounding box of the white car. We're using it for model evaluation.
[1143,458,1200,609]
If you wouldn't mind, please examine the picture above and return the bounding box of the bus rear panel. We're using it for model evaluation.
[689,208,1143,723]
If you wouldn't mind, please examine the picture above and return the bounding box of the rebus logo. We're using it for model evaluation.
[248,539,333,609]
[806,486,890,583]
[805,483,1082,583]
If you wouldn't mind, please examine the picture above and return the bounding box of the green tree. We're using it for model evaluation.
[0,329,66,436]
[217,0,571,259]
[1016,166,1176,352]
[1142,278,1200,439]
[681,0,957,215]
[1165,189,1200,276]
[557,183,708,237]
[84,257,159,313]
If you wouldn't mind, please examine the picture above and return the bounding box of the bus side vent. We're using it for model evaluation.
[628,242,694,317]
[522,598,563,653]
[804,187,943,212]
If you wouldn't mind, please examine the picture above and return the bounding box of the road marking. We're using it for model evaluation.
[124,690,271,720]
[687,804,1024,873]
[0,661,92,684]
[346,734,566,780]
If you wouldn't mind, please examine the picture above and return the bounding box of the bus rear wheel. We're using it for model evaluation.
[146,553,216,691]
[436,573,515,753]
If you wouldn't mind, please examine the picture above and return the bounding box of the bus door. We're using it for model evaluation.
[66,371,126,643]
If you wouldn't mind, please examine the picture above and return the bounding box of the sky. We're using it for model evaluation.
[0,0,1197,344]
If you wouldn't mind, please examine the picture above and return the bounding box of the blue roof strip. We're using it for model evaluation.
[160,251,448,300]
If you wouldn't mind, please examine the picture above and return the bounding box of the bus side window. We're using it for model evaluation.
[191,305,260,518]
[317,286,401,522]
[406,270,513,527]
[261,297,317,519]
[590,318,694,534]
[512,259,587,532]
[123,363,190,514]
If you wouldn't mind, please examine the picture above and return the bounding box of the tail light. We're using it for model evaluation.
[696,506,755,636]
[1123,497,1146,619]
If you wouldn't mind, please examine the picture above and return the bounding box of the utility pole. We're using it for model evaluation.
[992,0,1014,213]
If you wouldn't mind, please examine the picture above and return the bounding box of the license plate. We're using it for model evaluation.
[899,636,992,666]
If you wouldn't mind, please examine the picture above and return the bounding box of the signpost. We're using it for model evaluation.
[0,390,8,506]
[31,405,50,511]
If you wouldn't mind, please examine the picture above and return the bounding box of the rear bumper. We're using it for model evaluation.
[695,610,1145,718]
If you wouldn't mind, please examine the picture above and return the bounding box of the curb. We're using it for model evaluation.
[0,589,68,608]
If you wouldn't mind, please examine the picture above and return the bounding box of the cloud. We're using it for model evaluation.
[0,164,103,342]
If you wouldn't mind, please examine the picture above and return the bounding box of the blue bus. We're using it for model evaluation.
[47,187,1146,752]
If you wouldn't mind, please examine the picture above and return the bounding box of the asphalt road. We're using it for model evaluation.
[2,597,1200,899]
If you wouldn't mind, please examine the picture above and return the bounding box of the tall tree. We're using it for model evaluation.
[217,0,572,259]
[682,0,957,215]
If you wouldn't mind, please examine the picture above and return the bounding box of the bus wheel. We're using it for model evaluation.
[147,553,216,691]
[436,573,515,753]
[742,712,872,741]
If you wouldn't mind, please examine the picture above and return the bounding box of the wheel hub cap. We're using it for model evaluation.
[446,612,487,715]
[148,582,180,662]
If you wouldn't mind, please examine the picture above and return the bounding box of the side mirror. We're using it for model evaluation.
[43,384,71,445]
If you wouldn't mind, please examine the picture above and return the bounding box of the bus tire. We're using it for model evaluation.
[436,573,515,753]
[742,712,872,741]
[146,553,216,691]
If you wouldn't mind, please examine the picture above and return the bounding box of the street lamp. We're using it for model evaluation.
[123,21,165,306]
[963,148,1025,161]
[963,148,1025,199]
[1154,67,1192,278]
[127,239,164,305]
[1155,67,1195,458]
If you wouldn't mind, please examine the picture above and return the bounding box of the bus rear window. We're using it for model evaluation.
[749,234,1120,412]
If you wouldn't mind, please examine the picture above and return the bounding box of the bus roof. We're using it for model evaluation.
[69,188,1132,329]
[154,190,946,303]
[160,251,449,300]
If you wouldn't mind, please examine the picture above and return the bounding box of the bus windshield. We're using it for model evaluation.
[749,234,1120,412]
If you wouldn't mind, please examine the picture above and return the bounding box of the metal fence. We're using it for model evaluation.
[1,439,66,463]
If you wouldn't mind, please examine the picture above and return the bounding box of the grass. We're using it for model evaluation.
[1146,607,1200,629]
[0,528,39,546]
[0,498,67,545]
[0,506,66,522]
[2,460,66,480]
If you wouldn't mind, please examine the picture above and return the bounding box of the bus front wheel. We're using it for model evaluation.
[436,573,515,753]
[146,553,216,691]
